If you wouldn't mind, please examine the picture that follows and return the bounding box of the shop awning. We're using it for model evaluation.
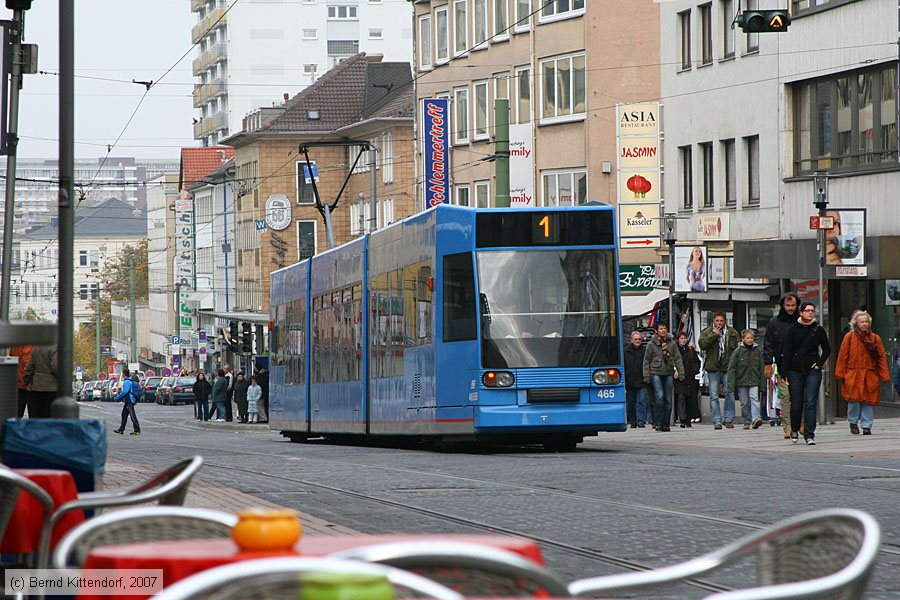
[621,288,670,318]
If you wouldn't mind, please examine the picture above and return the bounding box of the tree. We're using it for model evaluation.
[73,324,98,380]
[89,239,149,341]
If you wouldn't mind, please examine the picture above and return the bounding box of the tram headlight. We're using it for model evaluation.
[593,368,621,385]
[483,371,515,387]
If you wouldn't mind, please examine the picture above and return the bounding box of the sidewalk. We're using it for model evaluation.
[101,458,360,536]
[590,416,900,457]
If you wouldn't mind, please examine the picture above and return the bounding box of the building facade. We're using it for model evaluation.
[146,173,180,371]
[190,0,414,146]
[111,300,150,366]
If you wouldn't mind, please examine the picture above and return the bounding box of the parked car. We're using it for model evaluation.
[155,376,175,405]
[91,380,105,401]
[141,376,163,403]
[75,381,92,401]
[99,379,114,402]
[164,377,197,406]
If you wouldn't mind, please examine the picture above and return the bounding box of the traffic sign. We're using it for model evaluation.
[75,371,83,381]
[623,238,658,247]
[171,355,180,366]
[161,368,172,377]
[809,215,834,230]
[117,352,127,362]
[75,366,83,372]
[172,335,181,346]
[97,372,108,381]
[145,369,156,377]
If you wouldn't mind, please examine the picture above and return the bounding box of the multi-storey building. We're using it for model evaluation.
[111,300,150,366]
[659,0,900,410]
[146,173,181,371]
[190,0,414,146]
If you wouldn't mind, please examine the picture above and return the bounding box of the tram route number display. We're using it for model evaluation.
[476,211,615,248]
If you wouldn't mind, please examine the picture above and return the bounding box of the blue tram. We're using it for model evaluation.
[268,204,626,449]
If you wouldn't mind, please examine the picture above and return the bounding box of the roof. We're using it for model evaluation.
[179,147,235,190]
[261,54,413,134]
[23,198,147,240]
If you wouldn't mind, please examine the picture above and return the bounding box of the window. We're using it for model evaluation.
[494,72,509,103]
[515,0,530,31]
[792,63,897,174]
[721,0,734,58]
[745,135,760,206]
[327,4,357,19]
[722,138,736,207]
[454,0,468,55]
[454,184,471,206]
[792,0,834,12]
[540,0,584,22]
[745,0,758,53]
[418,15,432,69]
[680,145,693,210]
[540,53,586,122]
[474,80,489,139]
[297,221,317,260]
[296,161,317,204]
[454,87,469,144]
[327,39,359,56]
[699,3,712,66]
[473,0,488,47]
[369,28,383,39]
[494,0,509,38]
[443,252,476,342]
[79,283,98,301]
[79,250,88,267]
[678,10,691,71]
[475,180,491,208]
[516,66,530,123]
[541,169,587,206]
[381,131,393,183]
[435,6,449,63]
[302,28,317,39]
[304,64,318,79]
[699,142,714,208]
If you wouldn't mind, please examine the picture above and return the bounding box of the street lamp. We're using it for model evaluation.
[813,172,829,424]
[663,214,677,333]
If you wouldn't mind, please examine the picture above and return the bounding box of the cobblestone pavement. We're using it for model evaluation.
[82,400,900,599]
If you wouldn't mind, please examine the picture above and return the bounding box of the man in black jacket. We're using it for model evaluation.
[624,331,650,428]
[763,292,799,438]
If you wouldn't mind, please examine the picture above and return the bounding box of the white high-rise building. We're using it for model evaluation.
[191,0,414,145]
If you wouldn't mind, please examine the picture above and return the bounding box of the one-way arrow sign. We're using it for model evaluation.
[624,238,657,246]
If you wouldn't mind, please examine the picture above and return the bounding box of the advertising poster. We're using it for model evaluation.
[824,209,865,266]
[509,123,535,206]
[422,98,450,207]
[674,245,708,293]
[887,280,900,306]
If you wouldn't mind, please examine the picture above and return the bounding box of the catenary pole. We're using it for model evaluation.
[129,254,136,364]
[814,173,828,425]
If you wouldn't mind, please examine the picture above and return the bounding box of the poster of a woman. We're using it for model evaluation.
[674,245,708,293]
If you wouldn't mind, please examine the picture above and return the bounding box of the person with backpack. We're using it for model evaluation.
[113,368,141,435]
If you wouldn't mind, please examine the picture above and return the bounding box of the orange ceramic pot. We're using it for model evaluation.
[232,508,302,552]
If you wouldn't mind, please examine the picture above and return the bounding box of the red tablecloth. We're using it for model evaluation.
[0,468,85,554]
[82,533,544,598]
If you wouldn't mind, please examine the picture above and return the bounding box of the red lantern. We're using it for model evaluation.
[626,174,652,198]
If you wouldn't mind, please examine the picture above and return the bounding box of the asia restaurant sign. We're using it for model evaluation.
[422,98,450,206]
[616,102,661,249]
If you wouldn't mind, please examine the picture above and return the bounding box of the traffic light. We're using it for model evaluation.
[241,322,253,354]
[228,321,239,349]
[737,9,790,33]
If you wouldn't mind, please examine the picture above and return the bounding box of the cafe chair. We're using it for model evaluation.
[0,468,54,567]
[52,506,237,568]
[36,456,204,568]
[150,556,465,600]
[330,540,571,597]
[568,508,881,600]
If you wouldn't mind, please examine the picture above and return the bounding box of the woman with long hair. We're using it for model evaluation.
[835,310,889,435]
[686,247,706,292]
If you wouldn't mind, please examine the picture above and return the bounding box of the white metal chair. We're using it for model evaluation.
[53,506,237,568]
[0,468,54,567]
[150,556,465,600]
[330,540,570,597]
[568,508,881,600]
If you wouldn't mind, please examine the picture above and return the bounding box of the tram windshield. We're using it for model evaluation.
[477,250,620,369]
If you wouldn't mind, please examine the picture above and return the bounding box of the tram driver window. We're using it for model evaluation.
[443,253,476,342]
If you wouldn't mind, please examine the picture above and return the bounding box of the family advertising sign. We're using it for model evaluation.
[422,98,450,206]
[509,123,534,206]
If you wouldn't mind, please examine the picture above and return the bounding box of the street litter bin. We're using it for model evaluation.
[1,418,106,493]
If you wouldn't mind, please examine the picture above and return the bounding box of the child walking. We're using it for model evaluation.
[727,329,767,429]
[246,376,262,423]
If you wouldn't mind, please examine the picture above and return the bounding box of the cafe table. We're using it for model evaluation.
[80,533,545,599]
[0,468,84,555]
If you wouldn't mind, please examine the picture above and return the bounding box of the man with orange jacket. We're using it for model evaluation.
[10,344,33,418]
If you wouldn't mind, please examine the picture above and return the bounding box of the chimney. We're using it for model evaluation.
[283,93,290,102]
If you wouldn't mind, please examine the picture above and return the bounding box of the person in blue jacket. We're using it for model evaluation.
[113,368,141,435]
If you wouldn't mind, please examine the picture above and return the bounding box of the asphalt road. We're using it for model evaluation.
[83,400,900,599]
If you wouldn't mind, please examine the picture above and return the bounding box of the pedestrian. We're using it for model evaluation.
[193,372,212,422]
[834,310,889,436]
[22,344,58,418]
[763,292,800,438]
[255,365,269,422]
[623,331,650,428]
[234,371,250,423]
[674,332,701,427]
[224,364,235,422]
[698,312,740,429]
[10,344,33,418]
[247,376,262,423]
[778,301,831,445]
[727,329,766,430]
[642,322,684,432]
[112,368,141,435]
[212,368,228,422]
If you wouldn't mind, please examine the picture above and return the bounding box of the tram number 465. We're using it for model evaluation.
[596,389,616,399]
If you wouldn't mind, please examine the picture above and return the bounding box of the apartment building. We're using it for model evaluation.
[146,173,180,370]
[191,0,414,146]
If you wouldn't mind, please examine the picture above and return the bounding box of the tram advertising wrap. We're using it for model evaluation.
[269,204,625,451]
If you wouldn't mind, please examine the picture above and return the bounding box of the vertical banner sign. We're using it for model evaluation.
[616,102,661,249]
[509,123,534,206]
[174,195,195,290]
[422,98,450,206]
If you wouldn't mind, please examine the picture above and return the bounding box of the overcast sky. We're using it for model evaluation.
[6,1,195,160]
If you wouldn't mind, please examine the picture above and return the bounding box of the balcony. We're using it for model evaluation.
[191,0,206,12]
[191,8,227,44]
[193,112,228,139]
[192,56,204,76]
[192,43,227,76]
[207,78,227,100]
[192,83,208,108]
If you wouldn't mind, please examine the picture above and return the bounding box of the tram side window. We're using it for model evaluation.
[290,298,306,385]
[443,253,476,342]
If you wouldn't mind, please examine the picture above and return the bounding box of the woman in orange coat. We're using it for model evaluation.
[835,310,889,435]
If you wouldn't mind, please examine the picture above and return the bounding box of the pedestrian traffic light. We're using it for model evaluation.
[241,322,252,354]
[228,321,239,349]
[737,10,791,33]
